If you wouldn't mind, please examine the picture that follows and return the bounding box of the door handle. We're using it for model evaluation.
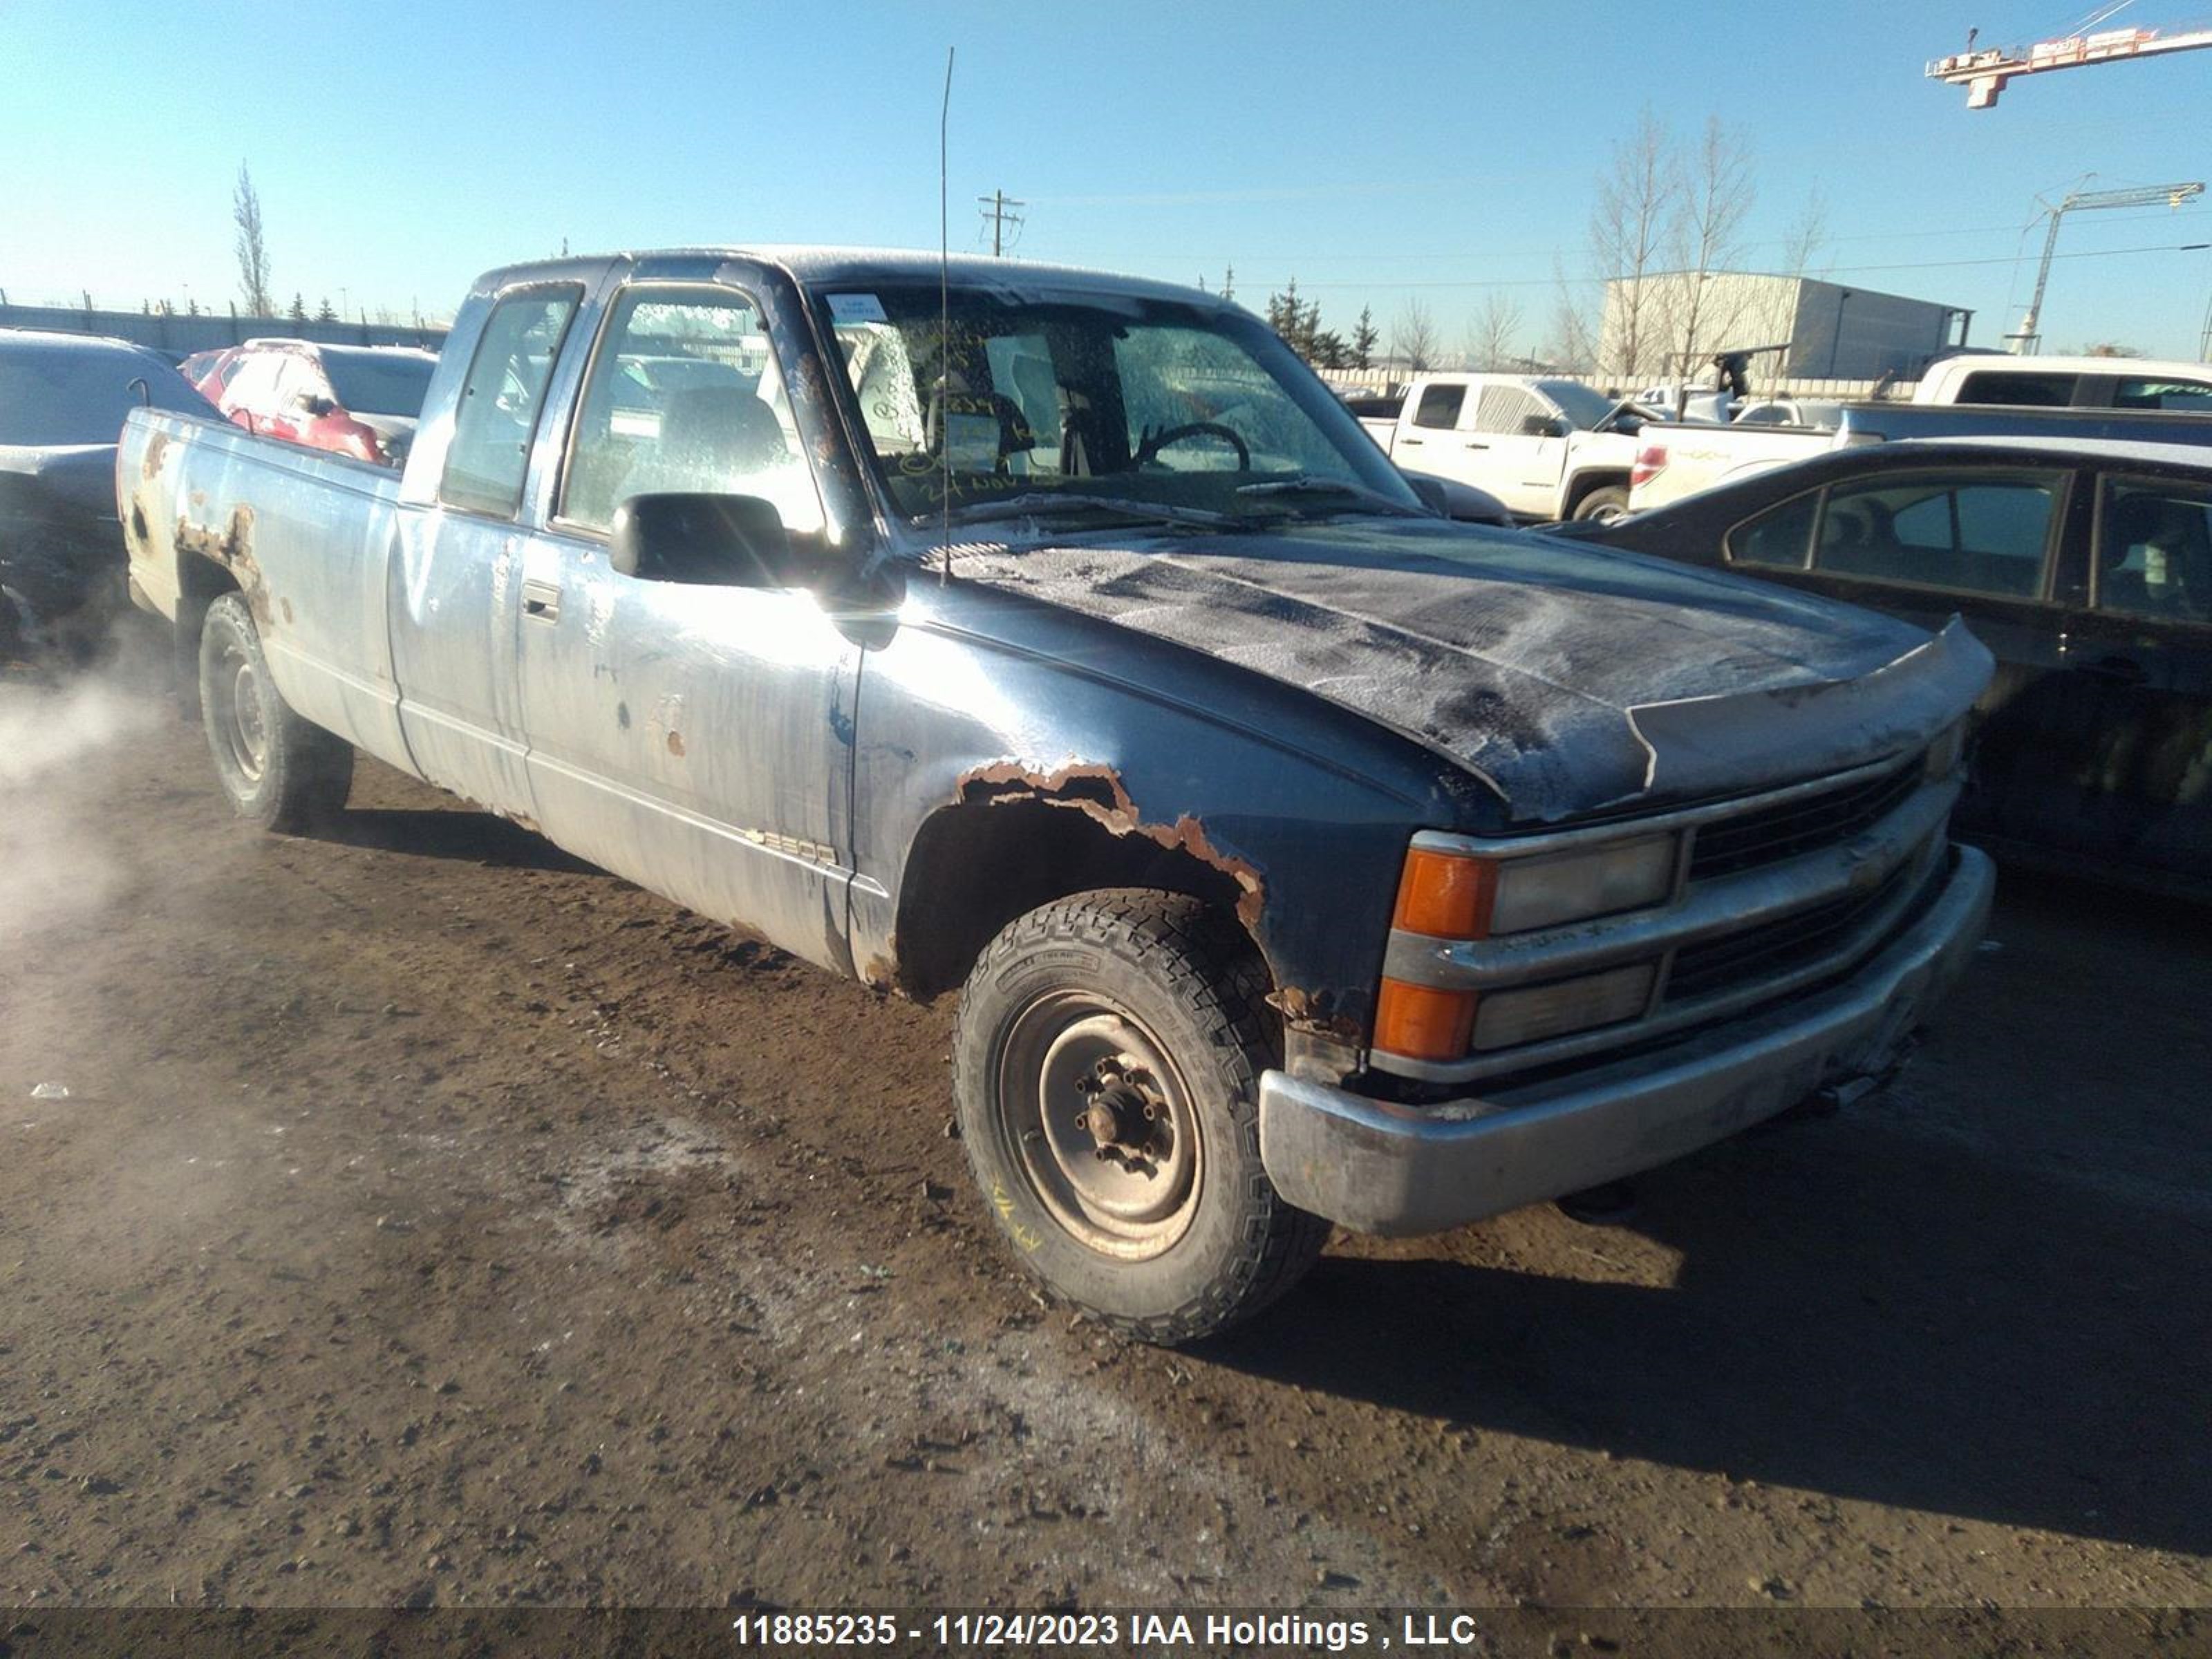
[521,579,561,624]
[2074,654,2146,686]
[1398,436,1423,446]
[1464,441,1490,449]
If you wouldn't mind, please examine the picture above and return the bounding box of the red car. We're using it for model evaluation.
[178,346,242,403]
[214,339,438,467]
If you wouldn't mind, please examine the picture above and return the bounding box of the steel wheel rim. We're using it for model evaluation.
[993,991,1201,1261]
[215,642,269,784]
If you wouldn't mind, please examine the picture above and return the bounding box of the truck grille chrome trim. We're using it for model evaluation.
[1685,757,1923,880]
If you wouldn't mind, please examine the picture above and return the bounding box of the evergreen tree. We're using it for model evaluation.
[1351,306,1378,372]
[288,293,308,323]
[315,296,337,322]
[1265,279,1329,363]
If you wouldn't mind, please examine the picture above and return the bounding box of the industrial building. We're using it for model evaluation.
[1597,272,1972,382]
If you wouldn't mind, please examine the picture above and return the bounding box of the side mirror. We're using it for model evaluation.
[1405,475,1450,516]
[1400,469,1514,526]
[610,492,807,588]
[294,392,336,417]
[1523,413,1571,438]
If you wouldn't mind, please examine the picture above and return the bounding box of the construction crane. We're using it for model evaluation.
[1928,14,2212,107]
[2007,180,2206,352]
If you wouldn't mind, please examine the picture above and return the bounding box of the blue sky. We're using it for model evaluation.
[6,0,2209,359]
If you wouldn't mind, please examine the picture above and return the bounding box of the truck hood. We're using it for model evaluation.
[949,517,1991,824]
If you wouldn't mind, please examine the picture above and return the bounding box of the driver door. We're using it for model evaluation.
[514,281,861,972]
[1466,384,1566,518]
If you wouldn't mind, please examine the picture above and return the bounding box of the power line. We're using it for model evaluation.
[1038,205,2206,270]
[1266,241,2211,292]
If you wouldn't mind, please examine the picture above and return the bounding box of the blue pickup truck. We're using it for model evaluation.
[118,248,1994,1342]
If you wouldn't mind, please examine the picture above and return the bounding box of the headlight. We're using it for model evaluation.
[1391,834,1678,940]
[1490,836,1678,934]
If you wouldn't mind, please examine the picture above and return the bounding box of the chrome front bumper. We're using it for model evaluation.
[1258,844,1994,1237]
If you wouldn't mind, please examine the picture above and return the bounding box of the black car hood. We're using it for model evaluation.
[949,516,1991,824]
[0,444,118,521]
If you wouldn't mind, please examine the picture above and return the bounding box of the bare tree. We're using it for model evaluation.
[232,163,272,317]
[1463,290,1525,371]
[1588,106,1680,380]
[1664,117,1757,371]
[1391,299,1440,373]
[1544,259,1600,373]
[1779,185,1831,282]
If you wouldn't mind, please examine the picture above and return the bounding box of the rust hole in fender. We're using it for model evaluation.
[953,760,1267,932]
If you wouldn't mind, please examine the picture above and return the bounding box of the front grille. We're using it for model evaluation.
[1665,859,1918,1005]
[1687,757,1922,881]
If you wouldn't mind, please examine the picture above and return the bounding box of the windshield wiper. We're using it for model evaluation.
[1231,476,1425,516]
[935,492,1231,530]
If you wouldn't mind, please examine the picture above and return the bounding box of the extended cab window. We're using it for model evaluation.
[1810,472,2061,598]
[440,289,580,518]
[1412,384,1465,429]
[563,286,823,536]
[2097,476,2212,622]
[1953,370,2078,406]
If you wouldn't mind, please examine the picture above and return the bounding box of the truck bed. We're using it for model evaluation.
[1630,400,2212,511]
[120,407,413,776]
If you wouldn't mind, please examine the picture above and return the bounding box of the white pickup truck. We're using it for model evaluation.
[1911,353,2212,410]
[1362,373,1649,522]
[1629,395,2212,512]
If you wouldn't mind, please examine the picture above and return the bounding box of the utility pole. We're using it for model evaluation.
[977,189,1025,256]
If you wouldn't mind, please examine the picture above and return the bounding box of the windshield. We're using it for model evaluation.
[319,350,437,419]
[0,344,210,446]
[1537,379,1620,431]
[816,283,1420,525]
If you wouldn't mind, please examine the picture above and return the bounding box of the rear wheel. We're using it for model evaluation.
[953,890,1328,1344]
[198,592,353,832]
[1573,484,1631,523]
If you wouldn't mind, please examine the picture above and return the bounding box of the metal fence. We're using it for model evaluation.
[0,302,446,358]
[1314,364,1907,402]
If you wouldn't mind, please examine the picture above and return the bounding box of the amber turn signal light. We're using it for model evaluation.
[1391,848,1497,940]
[1373,977,1480,1062]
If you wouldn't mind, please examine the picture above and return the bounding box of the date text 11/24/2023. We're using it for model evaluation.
[729,1610,1521,1651]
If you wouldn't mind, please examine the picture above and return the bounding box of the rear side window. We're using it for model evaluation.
[1727,490,1819,568]
[1810,472,2061,598]
[1953,371,2078,406]
[2097,476,2212,623]
[1412,384,1465,429]
[439,288,581,518]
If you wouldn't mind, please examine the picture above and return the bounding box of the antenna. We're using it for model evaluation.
[939,46,955,585]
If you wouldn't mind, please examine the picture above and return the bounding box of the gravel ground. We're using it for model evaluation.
[1,637,2206,1620]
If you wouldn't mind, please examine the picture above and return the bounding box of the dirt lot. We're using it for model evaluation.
[2,636,2207,1617]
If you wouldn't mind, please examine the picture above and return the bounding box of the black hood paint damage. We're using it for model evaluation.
[950,518,1993,823]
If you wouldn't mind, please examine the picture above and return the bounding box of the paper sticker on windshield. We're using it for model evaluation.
[827,292,888,325]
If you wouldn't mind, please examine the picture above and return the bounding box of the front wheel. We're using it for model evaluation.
[198,592,353,832]
[953,890,1328,1344]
